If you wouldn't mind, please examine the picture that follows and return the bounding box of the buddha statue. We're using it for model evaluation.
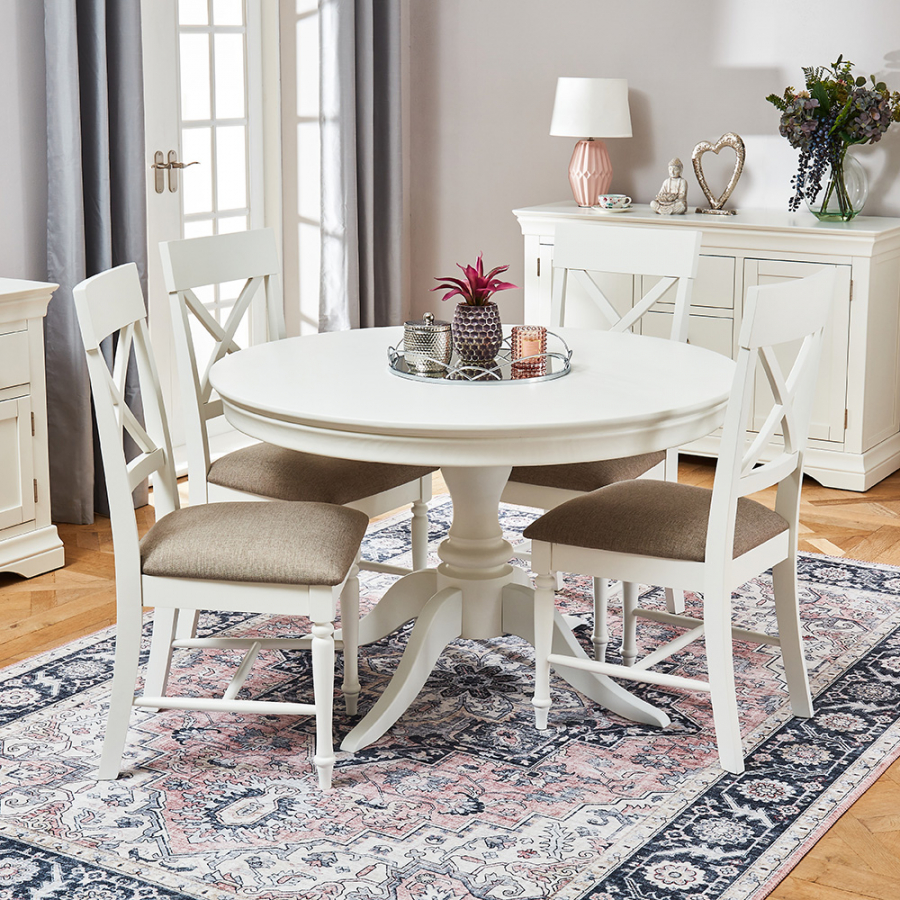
[651,158,689,215]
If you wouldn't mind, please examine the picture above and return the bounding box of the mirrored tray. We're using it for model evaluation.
[388,331,572,384]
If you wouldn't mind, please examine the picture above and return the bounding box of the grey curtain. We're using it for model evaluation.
[44,0,148,523]
[319,0,403,331]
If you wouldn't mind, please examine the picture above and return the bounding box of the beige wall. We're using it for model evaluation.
[0,0,47,281]
[5,1,900,325]
[407,0,900,322]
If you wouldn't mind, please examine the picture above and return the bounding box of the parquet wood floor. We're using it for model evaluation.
[1,461,899,898]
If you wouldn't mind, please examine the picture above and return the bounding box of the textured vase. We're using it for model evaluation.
[806,150,868,222]
[451,302,503,366]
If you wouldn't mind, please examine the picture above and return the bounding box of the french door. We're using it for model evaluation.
[140,0,270,458]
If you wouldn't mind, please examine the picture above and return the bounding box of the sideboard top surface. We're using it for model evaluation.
[0,279,59,325]
[514,202,900,247]
[0,278,59,302]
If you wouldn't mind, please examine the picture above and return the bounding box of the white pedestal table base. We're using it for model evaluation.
[341,465,670,753]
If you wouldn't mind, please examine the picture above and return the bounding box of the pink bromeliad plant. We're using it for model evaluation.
[431,254,517,306]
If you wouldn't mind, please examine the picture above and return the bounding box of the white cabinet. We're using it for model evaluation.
[0,280,65,577]
[514,202,900,491]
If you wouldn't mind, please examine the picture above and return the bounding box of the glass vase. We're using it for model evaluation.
[805,150,868,222]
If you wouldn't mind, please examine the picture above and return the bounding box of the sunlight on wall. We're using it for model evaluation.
[709,0,891,72]
[708,0,900,212]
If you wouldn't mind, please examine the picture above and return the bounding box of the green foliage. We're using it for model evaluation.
[766,56,900,151]
[766,56,900,213]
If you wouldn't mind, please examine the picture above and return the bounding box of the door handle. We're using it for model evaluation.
[152,150,200,193]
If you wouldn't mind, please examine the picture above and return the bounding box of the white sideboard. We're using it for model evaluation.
[514,202,900,491]
[0,279,65,577]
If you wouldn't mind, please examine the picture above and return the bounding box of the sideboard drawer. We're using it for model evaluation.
[642,254,736,310]
[0,330,30,389]
[642,308,733,358]
[0,320,27,337]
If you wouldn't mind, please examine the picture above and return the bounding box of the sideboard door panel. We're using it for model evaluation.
[745,259,851,443]
[0,396,34,530]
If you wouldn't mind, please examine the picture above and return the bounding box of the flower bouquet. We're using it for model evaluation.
[767,56,900,220]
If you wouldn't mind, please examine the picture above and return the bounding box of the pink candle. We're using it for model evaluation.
[520,335,542,358]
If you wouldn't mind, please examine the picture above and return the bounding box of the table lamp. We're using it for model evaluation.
[550,77,632,207]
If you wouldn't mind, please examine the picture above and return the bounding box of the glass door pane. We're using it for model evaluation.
[177,0,255,334]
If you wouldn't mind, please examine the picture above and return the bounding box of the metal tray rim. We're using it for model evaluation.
[387,332,572,385]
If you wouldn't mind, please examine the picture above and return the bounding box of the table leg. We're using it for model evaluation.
[353,569,438,646]
[436,465,516,639]
[340,587,463,752]
[501,583,670,728]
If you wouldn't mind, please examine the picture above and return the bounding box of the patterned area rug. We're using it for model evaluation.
[2,499,900,900]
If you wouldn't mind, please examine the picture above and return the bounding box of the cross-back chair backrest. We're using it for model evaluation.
[706,267,836,564]
[159,229,283,497]
[73,264,180,577]
[551,222,702,342]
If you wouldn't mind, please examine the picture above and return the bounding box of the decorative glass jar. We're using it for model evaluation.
[511,325,547,377]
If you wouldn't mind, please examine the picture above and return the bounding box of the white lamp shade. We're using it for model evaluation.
[550,77,632,139]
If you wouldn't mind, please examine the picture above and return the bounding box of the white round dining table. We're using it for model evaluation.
[210,326,735,752]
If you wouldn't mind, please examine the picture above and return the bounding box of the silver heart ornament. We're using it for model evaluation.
[692,133,745,214]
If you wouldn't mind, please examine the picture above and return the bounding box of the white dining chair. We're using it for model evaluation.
[159,229,434,579]
[502,222,703,659]
[74,263,369,790]
[526,267,836,774]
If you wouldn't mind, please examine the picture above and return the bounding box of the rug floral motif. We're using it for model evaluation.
[1,500,900,900]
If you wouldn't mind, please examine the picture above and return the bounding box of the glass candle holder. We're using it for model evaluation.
[511,325,547,377]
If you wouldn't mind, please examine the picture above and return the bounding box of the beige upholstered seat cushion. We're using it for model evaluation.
[509,451,666,492]
[523,480,789,562]
[140,501,369,586]
[208,443,435,504]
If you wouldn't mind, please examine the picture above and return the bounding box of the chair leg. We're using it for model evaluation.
[664,587,685,615]
[519,539,562,589]
[411,499,429,572]
[98,615,143,780]
[340,559,361,716]
[174,608,200,640]
[663,451,685,616]
[311,621,336,790]
[143,607,179,702]
[592,577,609,662]
[704,587,744,775]
[532,573,557,730]
[772,556,813,718]
[621,582,638,667]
